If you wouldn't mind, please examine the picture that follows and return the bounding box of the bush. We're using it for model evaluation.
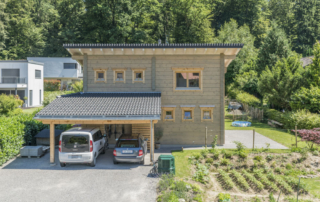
[193,164,209,184]
[220,158,230,166]
[218,193,231,201]
[313,150,319,156]
[43,91,75,107]
[44,80,60,91]
[254,155,263,162]
[71,80,83,93]
[239,151,248,159]
[201,149,208,158]
[0,113,46,165]
[285,164,292,170]
[224,152,232,159]
[265,155,274,161]
[205,158,214,164]
[0,94,24,115]
[236,91,260,107]
[233,141,246,153]
[290,86,320,113]
[213,153,220,160]
[158,174,175,192]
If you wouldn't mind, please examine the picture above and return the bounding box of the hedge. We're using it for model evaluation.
[264,108,320,130]
[0,113,46,165]
[44,80,60,91]
[236,92,260,107]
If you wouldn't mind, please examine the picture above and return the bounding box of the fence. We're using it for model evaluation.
[226,99,264,121]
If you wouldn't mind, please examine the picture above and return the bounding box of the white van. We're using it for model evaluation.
[59,127,107,167]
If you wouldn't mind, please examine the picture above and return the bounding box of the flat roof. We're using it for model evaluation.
[0,60,44,65]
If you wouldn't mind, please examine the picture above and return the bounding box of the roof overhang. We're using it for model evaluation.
[64,43,243,68]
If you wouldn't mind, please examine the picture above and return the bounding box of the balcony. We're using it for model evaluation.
[0,77,27,88]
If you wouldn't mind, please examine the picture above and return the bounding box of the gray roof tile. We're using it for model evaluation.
[35,92,161,118]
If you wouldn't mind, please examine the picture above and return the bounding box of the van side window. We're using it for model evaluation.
[92,133,98,142]
[97,131,102,139]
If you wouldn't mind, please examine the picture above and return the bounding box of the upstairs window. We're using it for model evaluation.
[131,68,146,83]
[35,70,41,79]
[64,63,77,69]
[94,69,107,83]
[112,68,127,83]
[172,68,203,91]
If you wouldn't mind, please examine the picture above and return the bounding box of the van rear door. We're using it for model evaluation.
[61,134,90,153]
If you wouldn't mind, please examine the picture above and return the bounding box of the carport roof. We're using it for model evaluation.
[34,92,161,120]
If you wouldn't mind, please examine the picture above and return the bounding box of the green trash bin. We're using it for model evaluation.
[158,154,175,175]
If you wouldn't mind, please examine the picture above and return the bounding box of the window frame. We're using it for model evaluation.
[64,63,77,69]
[131,68,146,83]
[112,68,127,83]
[172,67,204,92]
[162,106,176,122]
[200,106,214,122]
[181,106,195,122]
[35,70,41,79]
[93,68,107,83]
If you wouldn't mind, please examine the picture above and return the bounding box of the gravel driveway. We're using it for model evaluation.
[0,148,163,202]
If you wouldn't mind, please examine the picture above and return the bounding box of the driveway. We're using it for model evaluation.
[0,148,170,202]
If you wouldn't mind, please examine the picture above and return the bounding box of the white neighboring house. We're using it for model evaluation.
[27,57,83,90]
[0,60,44,107]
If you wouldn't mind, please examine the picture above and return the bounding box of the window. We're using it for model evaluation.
[112,68,127,83]
[181,105,195,122]
[172,67,204,91]
[94,69,107,83]
[35,70,41,79]
[200,106,215,122]
[162,106,176,122]
[131,68,146,83]
[64,63,77,69]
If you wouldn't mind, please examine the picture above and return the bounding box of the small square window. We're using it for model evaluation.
[162,107,175,122]
[94,70,106,82]
[203,111,211,119]
[184,111,192,119]
[116,73,123,81]
[113,69,127,83]
[135,73,142,80]
[132,68,146,83]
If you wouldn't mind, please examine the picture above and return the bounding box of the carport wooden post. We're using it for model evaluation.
[50,123,55,166]
[150,120,154,164]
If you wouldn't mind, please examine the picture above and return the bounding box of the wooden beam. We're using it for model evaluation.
[83,53,88,92]
[224,55,236,60]
[50,123,55,165]
[38,119,158,125]
[150,120,154,164]
[220,53,225,145]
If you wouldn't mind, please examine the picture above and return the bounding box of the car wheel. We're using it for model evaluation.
[90,156,96,167]
[101,146,105,154]
[113,159,118,164]
[140,157,145,165]
[60,163,66,167]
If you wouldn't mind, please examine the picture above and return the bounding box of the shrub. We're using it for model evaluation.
[0,94,23,115]
[233,141,246,153]
[290,86,320,113]
[285,164,292,170]
[213,153,220,160]
[254,155,263,162]
[194,154,201,160]
[44,80,60,91]
[270,161,276,168]
[230,170,250,190]
[236,92,260,107]
[313,150,319,156]
[220,158,230,166]
[293,128,320,149]
[205,158,214,164]
[265,155,274,161]
[241,169,264,190]
[201,149,208,158]
[224,152,232,159]
[239,151,248,159]
[218,193,231,201]
[193,164,209,184]
[218,169,235,189]
[193,194,203,202]
[158,174,175,191]
[71,80,83,92]
[269,192,276,202]
[192,184,202,194]
[211,135,218,150]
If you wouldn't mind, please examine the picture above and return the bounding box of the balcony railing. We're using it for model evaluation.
[1,77,26,84]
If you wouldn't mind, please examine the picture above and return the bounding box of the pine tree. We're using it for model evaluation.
[293,0,320,56]
[308,42,320,86]
[0,0,8,53]
[255,21,292,75]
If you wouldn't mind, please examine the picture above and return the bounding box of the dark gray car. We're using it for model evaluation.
[113,134,148,164]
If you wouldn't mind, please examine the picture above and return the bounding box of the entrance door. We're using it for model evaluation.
[29,90,33,106]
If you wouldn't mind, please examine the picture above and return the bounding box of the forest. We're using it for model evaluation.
[1,0,320,112]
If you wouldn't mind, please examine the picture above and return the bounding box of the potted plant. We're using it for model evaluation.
[23,96,28,108]
[154,128,163,149]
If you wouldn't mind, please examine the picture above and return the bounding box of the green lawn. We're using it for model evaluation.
[225,111,308,148]
[301,177,320,199]
[22,106,43,114]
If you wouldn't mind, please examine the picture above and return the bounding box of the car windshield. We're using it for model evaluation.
[61,134,90,153]
[117,139,139,148]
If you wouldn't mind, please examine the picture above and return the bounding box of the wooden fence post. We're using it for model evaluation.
[253,129,255,150]
[295,125,298,148]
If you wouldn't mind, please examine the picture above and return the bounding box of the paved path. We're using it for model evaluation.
[0,148,170,202]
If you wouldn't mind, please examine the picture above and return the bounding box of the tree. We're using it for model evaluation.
[0,94,23,115]
[0,0,8,53]
[308,42,320,86]
[255,21,292,75]
[1,0,45,59]
[213,19,257,89]
[169,0,214,43]
[290,86,320,113]
[268,0,295,42]
[258,54,306,109]
[211,0,269,47]
[71,80,83,92]
[293,0,320,56]
[293,128,320,149]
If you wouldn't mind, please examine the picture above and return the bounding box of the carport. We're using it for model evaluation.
[33,92,161,165]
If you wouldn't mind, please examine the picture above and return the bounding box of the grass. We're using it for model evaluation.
[22,106,43,114]
[225,116,308,149]
[301,177,320,199]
